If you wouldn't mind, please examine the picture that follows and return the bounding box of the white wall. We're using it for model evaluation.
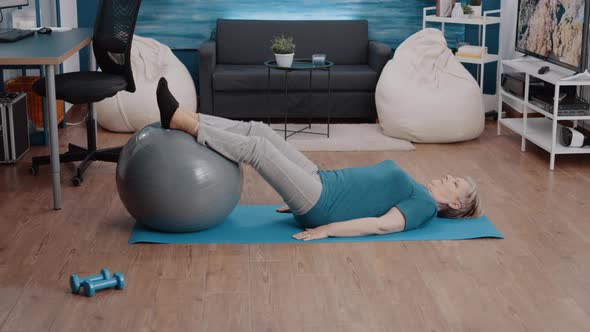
[56,0,79,112]
[500,0,518,60]
[482,1,519,113]
[498,0,520,112]
[1,3,37,82]
[57,0,79,77]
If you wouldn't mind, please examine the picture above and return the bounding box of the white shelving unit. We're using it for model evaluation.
[423,6,502,94]
[497,57,590,170]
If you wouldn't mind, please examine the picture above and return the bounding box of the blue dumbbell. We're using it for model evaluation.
[82,272,125,297]
[69,268,111,294]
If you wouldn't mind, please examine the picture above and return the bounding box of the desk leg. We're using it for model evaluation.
[44,64,61,210]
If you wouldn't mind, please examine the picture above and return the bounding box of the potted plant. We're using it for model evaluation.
[271,34,295,67]
[461,3,473,16]
[469,0,482,17]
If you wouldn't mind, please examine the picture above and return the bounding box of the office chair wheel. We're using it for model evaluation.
[71,176,83,186]
[30,166,39,176]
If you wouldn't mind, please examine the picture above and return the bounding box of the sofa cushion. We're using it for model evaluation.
[216,19,368,65]
[211,92,377,119]
[212,64,378,92]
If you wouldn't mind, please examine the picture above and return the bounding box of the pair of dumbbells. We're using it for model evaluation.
[69,268,125,297]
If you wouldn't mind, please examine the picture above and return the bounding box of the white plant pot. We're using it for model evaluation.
[469,5,482,17]
[275,53,294,67]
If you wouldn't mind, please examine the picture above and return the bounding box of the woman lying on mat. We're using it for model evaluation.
[156,77,483,241]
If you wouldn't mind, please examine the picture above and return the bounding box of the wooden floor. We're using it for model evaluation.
[1,109,589,332]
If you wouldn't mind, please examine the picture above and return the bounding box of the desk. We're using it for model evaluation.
[0,28,93,210]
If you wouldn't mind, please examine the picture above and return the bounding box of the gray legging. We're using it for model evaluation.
[196,114,322,215]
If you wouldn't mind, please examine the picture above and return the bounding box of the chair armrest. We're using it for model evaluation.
[368,40,392,76]
[199,40,217,114]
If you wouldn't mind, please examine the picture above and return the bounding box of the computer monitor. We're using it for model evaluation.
[0,0,29,10]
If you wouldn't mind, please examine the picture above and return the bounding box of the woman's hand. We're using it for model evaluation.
[292,226,330,241]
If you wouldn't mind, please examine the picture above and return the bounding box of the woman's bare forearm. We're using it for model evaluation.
[294,208,405,241]
[325,217,384,237]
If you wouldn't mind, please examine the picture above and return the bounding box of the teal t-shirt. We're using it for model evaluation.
[294,160,438,231]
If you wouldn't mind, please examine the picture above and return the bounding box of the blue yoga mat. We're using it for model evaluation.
[129,205,503,244]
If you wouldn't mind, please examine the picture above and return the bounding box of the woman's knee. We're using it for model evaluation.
[240,136,270,162]
[249,121,275,137]
[239,136,280,168]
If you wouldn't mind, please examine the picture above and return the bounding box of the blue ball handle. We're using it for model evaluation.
[69,268,111,294]
[82,272,125,297]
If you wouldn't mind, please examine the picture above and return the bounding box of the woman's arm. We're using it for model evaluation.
[292,207,406,241]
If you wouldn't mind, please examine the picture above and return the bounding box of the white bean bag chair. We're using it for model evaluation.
[96,35,197,132]
[375,28,484,143]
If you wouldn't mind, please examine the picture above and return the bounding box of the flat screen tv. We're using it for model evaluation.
[516,0,589,72]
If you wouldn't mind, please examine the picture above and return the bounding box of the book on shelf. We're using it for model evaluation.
[455,45,487,58]
[455,52,484,58]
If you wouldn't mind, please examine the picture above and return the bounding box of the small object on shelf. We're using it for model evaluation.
[537,66,550,74]
[469,0,482,17]
[452,3,465,18]
[312,54,326,66]
[436,0,455,17]
[456,45,487,58]
[560,127,589,148]
[458,45,486,54]
[461,4,473,16]
[455,38,469,50]
[455,53,483,59]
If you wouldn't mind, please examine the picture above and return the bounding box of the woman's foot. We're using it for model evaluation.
[157,77,199,135]
[156,77,179,129]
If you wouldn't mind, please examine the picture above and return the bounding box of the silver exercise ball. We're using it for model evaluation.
[116,122,242,232]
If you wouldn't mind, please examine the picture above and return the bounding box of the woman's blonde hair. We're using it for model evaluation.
[438,176,483,219]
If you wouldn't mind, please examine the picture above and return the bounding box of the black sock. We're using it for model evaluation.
[157,77,179,129]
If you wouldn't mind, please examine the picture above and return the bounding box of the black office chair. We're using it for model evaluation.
[30,0,142,186]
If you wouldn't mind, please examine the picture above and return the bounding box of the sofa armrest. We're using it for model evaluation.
[199,40,217,114]
[368,40,392,76]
